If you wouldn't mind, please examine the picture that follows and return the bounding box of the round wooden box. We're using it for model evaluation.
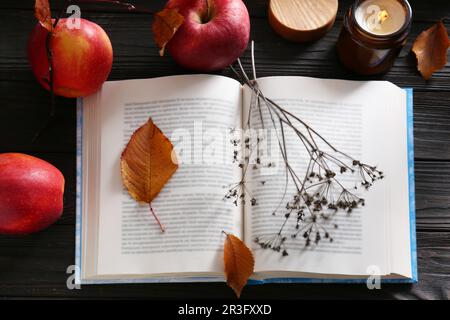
[269,0,339,42]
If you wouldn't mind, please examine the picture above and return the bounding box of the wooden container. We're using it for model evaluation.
[268,0,339,42]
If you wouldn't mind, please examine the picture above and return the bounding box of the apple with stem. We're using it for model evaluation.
[28,18,113,98]
[165,0,250,72]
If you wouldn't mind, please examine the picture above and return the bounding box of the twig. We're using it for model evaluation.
[225,42,384,255]
[32,0,155,143]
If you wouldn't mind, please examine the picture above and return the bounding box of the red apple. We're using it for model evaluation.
[165,0,250,71]
[28,18,113,98]
[0,153,65,235]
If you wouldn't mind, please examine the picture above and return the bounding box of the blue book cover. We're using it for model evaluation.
[75,87,417,285]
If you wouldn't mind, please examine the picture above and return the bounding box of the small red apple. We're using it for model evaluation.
[0,153,65,235]
[28,18,113,98]
[165,0,250,71]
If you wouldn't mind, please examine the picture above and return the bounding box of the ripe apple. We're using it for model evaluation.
[28,18,113,98]
[0,153,65,235]
[165,0,250,71]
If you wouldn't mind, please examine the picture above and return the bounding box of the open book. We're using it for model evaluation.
[76,74,417,284]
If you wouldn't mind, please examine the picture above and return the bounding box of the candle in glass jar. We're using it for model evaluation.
[355,0,406,36]
[336,0,412,74]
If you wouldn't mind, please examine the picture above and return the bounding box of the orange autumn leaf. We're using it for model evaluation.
[35,0,53,32]
[121,118,178,232]
[412,21,450,80]
[223,232,255,298]
[152,8,184,56]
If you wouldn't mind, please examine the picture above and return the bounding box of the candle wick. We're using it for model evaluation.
[378,10,389,24]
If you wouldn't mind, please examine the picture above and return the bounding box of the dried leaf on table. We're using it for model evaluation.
[412,21,450,80]
[152,8,184,56]
[121,118,178,232]
[223,232,255,298]
[35,0,53,32]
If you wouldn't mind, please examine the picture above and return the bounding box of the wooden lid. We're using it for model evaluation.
[269,0,338,42]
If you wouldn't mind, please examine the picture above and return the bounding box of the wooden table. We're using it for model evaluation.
[0,0,449,299]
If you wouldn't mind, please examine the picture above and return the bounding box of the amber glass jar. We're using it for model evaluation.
[337,0,412,75]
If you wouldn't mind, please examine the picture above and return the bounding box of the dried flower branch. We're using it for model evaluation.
[225,42,384,255]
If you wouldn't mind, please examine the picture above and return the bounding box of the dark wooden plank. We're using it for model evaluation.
[1,152,447,229]
[66,159,450,231]
[1,154,448,231]
[0,82,76,153]
[414,92,450,160]
[2,0,450,22]
[416,162,450,231]
[0,228,448,299]
[225,19,450,90]
[1,3,449,89]
[0,0,449,300]
[0,153,448,298]
[1,82,449,160]
[0,11,449,157]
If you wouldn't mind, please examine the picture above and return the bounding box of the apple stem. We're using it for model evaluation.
[149,204,165,233]
[205,0,211,22]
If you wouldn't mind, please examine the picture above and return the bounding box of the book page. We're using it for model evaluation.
[242,76,410,278]
[87,75,243,277]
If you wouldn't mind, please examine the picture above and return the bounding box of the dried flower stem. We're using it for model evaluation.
[226,42,384,255]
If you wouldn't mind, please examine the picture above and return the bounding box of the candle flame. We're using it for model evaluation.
[378,10,389,24]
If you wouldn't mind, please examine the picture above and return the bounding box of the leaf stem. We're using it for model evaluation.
[149,204,165,233]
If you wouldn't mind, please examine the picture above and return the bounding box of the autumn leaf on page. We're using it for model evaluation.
[412,21,450,80]
[120,118,178,232]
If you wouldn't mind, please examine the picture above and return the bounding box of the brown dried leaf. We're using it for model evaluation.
[152,8,184,56]
[223,232,255,298]
[121,118,178,231]
[412,21,450,80]
[35,0,53,32]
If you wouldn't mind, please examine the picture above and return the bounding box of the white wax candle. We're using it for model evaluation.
[355,0,406,36]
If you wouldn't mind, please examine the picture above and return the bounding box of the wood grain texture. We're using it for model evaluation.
[0,0,449,299]
[0,228,448,299]
[269,0,338,42]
